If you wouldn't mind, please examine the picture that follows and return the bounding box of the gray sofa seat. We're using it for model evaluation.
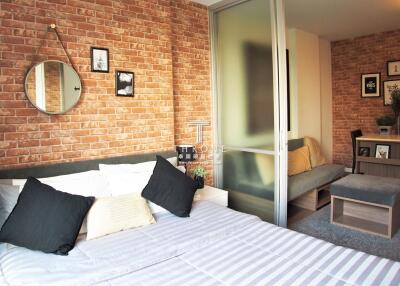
[288,164,345,201]
[330,174,400,207]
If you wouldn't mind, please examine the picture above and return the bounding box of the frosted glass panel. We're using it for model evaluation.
[218,0,274,151]
[223,151,274,222]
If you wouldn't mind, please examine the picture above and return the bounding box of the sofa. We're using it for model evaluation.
[223,138,345,212]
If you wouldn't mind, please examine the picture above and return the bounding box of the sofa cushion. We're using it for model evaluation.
[288,164,345,201]
[330,174,400,207]
[288,138,304,151]
[288,146,312,176]
[304,136,327,168]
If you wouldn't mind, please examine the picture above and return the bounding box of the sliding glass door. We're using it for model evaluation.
[211,0,287,225]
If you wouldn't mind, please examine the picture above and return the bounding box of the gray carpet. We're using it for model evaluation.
[290,205,400,261]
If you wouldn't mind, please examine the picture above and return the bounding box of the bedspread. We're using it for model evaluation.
[0,201,399,286]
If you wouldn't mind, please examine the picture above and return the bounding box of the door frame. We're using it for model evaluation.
[209,0,288,227]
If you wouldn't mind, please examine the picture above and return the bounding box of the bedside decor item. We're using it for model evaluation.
[388,60,400,76]
[384,80,400,105]
[358,147,370,157]
[176,144,196,171]
[376,115,395,135]
[91,47,109,73]
[115,71,134,97]
[191,166,207,189]
[375,144,390,159]
[361,73,380,97]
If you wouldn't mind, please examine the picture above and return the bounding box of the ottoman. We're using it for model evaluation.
[330,174,400,238]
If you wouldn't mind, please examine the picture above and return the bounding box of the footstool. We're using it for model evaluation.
[330,174,400,238]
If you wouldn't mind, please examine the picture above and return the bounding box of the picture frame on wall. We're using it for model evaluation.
[375,144,390,159]
[358,147,370,157]
[361,73,380,98]
[115,71,134,97]
[91,47,109,73]
[387,60,400,76]
[383,80,400,105]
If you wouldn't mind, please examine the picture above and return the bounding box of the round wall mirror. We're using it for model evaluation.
[25,60,82,114]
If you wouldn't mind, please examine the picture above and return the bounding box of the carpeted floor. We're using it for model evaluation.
[289,205,400,261]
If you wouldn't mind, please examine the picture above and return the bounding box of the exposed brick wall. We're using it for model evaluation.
[44,61,62,113]
[332,29,400,167]
[171,1,213,184]
[0,0,213,183]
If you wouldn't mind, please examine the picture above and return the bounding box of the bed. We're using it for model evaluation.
[0,201,398,285]
[0,152,399,285]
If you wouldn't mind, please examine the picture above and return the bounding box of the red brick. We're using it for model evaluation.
[0,0,212,185]
[332,30,400,168]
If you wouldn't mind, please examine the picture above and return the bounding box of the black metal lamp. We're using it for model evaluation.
[176,144,196,172]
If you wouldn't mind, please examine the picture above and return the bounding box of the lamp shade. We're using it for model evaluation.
[176,144,196,163]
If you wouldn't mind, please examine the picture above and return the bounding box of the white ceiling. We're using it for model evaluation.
[192,0,400,41]
[285,0,400,41]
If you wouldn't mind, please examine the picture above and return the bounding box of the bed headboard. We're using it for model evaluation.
[0,150,177,179]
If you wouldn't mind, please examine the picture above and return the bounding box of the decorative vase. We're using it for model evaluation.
[378,126,392,135]
[194,176,204,189]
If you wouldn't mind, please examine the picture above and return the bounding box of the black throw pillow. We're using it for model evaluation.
[142,155,198,217]
[0,177,94,255]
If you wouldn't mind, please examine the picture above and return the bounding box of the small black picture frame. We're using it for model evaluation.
[358,147,370,157]
[115,70,134,97]
[375,144,390,159]
[91,47,109,73]
[387,60,400,76]
[383,80,400,105]
[361,73,380,98]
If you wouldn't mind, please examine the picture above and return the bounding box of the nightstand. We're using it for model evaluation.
[194,185,228,207]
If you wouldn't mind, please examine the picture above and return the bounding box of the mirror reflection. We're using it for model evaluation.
[25,61,81,114]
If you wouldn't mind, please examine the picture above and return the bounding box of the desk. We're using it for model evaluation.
[356,134,400,178]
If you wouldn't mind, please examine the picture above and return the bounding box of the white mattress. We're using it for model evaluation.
[0,201,399,286]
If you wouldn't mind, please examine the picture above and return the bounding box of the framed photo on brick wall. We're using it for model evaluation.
[387,60,400,76]
[115,71,134,97]
[383,80,400,105]
[91,47,109,73]
[361,73,380,98]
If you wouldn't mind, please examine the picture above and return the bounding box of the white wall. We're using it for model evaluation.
[319,39,333,162]
[287,28,333,161]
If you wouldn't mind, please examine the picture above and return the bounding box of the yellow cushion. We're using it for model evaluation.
[288,146,312,176]
[255,154,275,185]
[86,193,155,240]
[304,136,327,168]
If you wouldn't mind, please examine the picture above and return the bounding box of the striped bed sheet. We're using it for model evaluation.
[0,201,399,286]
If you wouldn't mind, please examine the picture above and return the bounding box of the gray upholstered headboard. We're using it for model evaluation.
[0,150,176,179]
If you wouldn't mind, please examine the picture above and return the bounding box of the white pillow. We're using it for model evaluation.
[100,162,185,214]
[0,184,20,227]
[39,171,110,197]
[0,171,110,198]
[99,157,178,174]
[86,192,155,240]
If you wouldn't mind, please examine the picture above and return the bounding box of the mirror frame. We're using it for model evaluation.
[24,60,82,115]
